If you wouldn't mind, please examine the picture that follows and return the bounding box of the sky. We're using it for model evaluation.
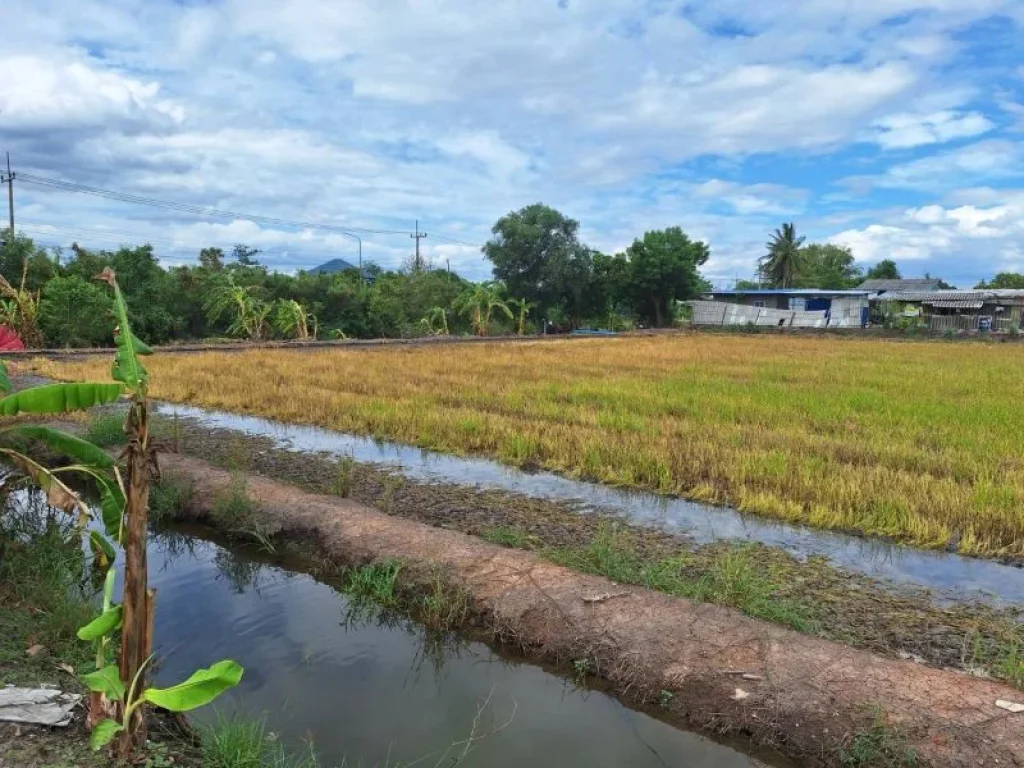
[2,0,1023,286]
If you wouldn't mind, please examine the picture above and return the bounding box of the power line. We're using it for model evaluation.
[16,171,484,247]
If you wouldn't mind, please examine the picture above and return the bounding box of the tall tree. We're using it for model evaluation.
[232,244,261,266]
[976,272,1024,289]
[864,259,901,282]
[483,204,594,325]
[38,275,113,347]
[759,223,806,288]
[622,227,710,327]
[794,244,863,289]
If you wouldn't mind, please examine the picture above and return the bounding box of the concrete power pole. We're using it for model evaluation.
[411,220,428,271]
[1,153,14,236]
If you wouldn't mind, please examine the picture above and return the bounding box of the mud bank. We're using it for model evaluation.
[161,453,1024,768]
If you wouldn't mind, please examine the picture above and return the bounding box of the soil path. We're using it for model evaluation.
[161,453,1024,768]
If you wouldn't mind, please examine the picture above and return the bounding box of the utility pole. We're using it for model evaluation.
[410,219,428,271]
[1,152,14,237]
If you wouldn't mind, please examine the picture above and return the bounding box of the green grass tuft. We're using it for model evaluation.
[836,707,918,768]
[83,412,127,448]
[200,714,321,768]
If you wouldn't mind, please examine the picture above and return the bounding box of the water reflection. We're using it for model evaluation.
[146,529,768,767]
[158,402,1024,607]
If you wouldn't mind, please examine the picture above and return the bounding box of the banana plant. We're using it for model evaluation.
[0,268,243,757]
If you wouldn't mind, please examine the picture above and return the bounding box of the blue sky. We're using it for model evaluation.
[2,0,1022,286]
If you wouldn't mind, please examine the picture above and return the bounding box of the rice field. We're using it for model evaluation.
[29,334,1024,556]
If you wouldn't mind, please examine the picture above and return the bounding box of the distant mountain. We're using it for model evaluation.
[310,258,359,274]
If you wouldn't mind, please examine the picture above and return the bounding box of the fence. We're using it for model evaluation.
[929,315,978,332]
[688,301,864,329]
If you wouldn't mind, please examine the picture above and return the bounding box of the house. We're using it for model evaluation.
[693,289,870,328]
[857,278,943,297]
[873,290,1024,332]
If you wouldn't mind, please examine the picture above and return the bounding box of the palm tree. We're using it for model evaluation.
[420,306,449,335]
[454,283,513,336]
[759,223,806,288]
[509,297,535,335]
[202,274,271,340]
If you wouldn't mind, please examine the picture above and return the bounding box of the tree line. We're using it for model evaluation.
[0,204,711,348]
[4,212,1020,348]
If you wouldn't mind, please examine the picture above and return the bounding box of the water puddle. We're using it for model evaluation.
[157,403,1024,608]
[146,529,770,767]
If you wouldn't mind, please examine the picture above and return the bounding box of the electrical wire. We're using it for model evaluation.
[17,172,485,247]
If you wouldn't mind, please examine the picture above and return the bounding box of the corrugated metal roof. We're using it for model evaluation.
[927,300,984,309]
[705,289,870,296]
[858,278,943,291]
[878,289,1024,303]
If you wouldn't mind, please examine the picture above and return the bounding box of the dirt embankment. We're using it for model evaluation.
[161,453,1024,768]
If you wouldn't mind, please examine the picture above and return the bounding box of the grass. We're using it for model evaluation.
[342,561,470,632]
[544,523,816,632]
[200,714,321,768]
[0,498,96,684]
[26,334,1024,556]
[150,474,196,526]
[836,707,918,767]
[83,411,127,448]
[210,474,275,552]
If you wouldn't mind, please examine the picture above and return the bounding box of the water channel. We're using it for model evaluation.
[157,402,1024,608]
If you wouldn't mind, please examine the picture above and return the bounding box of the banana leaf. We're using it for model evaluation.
[77,605,123,641]
[142,660,243,712]
[96,268,149,394]
[1,450,88,515]
[0,382,123,416]
[81,666,125,702]
[89,718,123,750]
[4,425,116,468]
[0,360,10,393]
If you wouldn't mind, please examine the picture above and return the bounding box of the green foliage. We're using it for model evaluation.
[85,412,128,447]
[77,606,123,641]
[0,381,123,415]
[976,272,1024,289]
[621,227,710,327]
[759,222,806,288]
[793,244,863,290]
[864,259,901,282]
[836,708,918,767]
[200,714,322,768]
[5,425,116,468]
[483,203,595,324]
[344,560,402,607]
[142,660,245,711]
[38,275,114,347]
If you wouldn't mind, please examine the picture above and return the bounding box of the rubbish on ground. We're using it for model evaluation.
[0,686,82,726]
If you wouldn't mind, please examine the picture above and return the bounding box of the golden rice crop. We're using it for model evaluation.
[29,335,1024,557]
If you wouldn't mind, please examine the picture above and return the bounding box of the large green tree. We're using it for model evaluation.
[976,272,1024,289]
[483,204,594,325]
[622,228,710,327]
[864,259,901,282]
[37,275,113,347]
[793,244,862,289]
[759,223,806,288]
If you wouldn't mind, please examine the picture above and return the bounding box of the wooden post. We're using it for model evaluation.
[118,401,153,755]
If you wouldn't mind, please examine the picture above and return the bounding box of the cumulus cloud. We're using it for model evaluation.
[0,0,1021,285]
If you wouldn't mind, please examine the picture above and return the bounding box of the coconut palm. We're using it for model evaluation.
[202,274,271,340]
[759,223,806,288]
[509,297,535,335]
[454,283,512,336]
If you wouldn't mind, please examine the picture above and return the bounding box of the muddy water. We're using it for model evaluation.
[157,403,1024,607]
[146,530,769,767]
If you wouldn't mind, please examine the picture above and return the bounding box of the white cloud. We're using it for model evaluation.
[830,195,1024,283]
[868,110,993,149]
[0,55,185,130]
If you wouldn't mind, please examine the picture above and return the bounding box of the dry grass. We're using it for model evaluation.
[27,334,1024,556]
